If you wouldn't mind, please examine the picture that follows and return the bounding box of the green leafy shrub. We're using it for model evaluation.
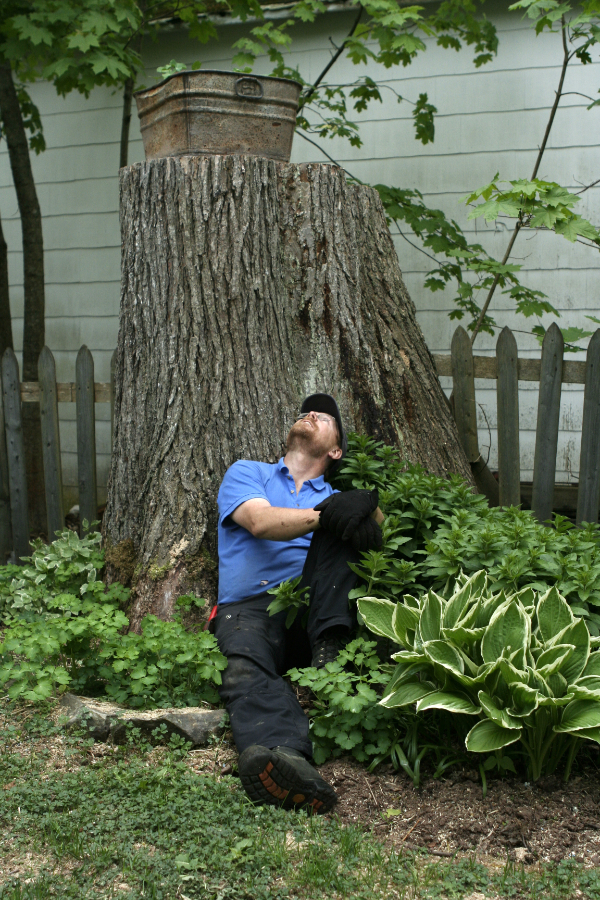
[359,570,600,782]
[335,435,600,633]
[0,530,227,707]
[289,639,464,784]
[0,590,226,706]
[288,638,400,764]
[0,528,106,619]
[423,507,600,633]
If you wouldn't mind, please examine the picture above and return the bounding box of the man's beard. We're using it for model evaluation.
[286,420,331,458]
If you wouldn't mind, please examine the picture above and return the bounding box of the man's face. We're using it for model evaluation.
[286,410,341,459]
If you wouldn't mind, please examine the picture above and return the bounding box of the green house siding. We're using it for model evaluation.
[1,2,598,506]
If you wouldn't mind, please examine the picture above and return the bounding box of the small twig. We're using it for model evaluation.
[400,816,421,842]
[296,131,349,171]
[562,90,596,102]
[470,15,573,345]
[364,775,378,804]
[575,177,600,195]
[302,5,363,104]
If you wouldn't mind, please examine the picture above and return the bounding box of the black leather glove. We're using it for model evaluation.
[350,516,383,553]
[314,489,379,542]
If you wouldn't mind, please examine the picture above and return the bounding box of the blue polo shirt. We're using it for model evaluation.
[217,458,336,606]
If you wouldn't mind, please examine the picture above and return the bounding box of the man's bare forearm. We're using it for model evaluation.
[236,505,321,541]
[233,501,385,542]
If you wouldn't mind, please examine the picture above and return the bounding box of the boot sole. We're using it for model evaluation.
[238,745,337,813]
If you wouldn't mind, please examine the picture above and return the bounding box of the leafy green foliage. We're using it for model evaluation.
[267,574,310,628]
[1,0,143,96]
[288,638,400,764]
[359,571,600,780]
[0,530,226,707]
[464,175,600,246]
[335,435,600,636]
[424,508,600,635]
[0,528,107,618]
[374,184,557,337]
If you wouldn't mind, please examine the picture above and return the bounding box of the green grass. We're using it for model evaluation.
[2,702,600,900]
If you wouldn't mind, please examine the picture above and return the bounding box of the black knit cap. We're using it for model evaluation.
[300,393,347,479]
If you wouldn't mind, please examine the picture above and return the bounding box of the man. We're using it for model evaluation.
[214,394,383,812]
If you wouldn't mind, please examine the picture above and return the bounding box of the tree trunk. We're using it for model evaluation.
[0,60,46,534]
[104,155,472,629]
[0,208,12,357]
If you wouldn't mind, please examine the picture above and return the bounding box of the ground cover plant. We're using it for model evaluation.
[3,701,600,900]
[0,529,226,707]
[359,570,600,786]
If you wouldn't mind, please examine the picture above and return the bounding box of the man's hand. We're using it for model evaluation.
[314,489,380,542]
[349,516,383,552]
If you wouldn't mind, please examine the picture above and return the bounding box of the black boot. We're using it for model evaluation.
[310,626,350,669]
[238,744,337,812]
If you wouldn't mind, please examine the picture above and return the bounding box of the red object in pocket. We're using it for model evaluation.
[205,604,218,633]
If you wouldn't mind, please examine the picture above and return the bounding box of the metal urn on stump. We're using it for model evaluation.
[104,70,472,627]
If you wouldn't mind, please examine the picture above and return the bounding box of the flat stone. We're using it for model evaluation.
[57,693,227,747]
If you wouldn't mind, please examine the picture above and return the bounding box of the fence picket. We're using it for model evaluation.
[0,381,12,563]
[576,329,600,524]
[496,327,520,508]
[531,323,564,522]
[76,346,97,534]
[451,326,479,463]
[39,346,64,539]
[1,349,29,560]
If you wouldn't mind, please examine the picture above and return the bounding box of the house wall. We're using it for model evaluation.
[1,0,598,509]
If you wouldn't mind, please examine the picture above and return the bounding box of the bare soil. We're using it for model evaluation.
[318,754,600,866]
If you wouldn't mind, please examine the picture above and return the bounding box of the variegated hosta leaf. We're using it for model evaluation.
[481,599,530,666]
[573,726,600,744]
[582,654,600,678]
[416,691,481,715]
[465,719,522,753]
[380,680,434,708]
[508,682,539,716]
[357,597,398,642]
[575,675,600,693]
[456,598,482,631]
[442,625,485,646]
[385,661,432,696]
[475,589,509,629]
[442,579,473,629]
[552,619,590,685]
[392,603,419,649]
[419,591,443,642]
[535,644,575,678]
[537,585,574,644]
[547,671,569,698]
[498,659,526,685]
[555,700,600,732]
[478,691,521,729]
[422,640,464,676]
[391,650,426,664]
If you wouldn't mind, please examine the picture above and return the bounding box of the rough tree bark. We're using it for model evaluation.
[104,155,472,629]
[0,60,46,534]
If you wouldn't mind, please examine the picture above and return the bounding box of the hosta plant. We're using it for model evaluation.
[358,571,600,782]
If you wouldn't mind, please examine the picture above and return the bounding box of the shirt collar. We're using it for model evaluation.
[277,458,328,491]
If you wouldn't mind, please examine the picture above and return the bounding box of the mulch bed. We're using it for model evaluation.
[317,754,600,865]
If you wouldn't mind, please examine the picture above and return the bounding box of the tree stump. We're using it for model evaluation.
[104,155,472,628]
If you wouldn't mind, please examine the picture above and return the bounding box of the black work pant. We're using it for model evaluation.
[214,529,359,758]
